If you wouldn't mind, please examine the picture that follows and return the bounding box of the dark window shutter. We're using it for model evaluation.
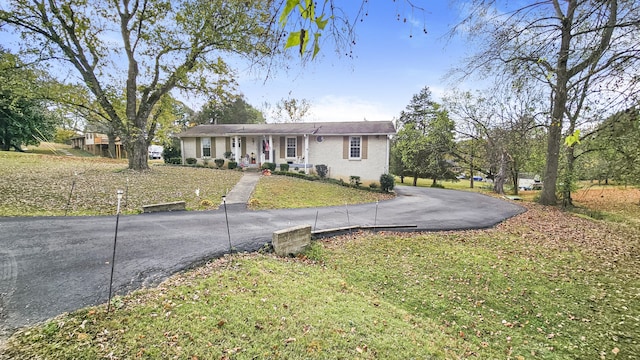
[343,136,349,159]
[297,137,303,157]
[225,138,230,152]
[196,138,201,158]
[241,137,246,156]
[211,137,216,157]
[362,136,368,159]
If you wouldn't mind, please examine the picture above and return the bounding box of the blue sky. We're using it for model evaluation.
[0,1,480,124]
[234,1,478,123]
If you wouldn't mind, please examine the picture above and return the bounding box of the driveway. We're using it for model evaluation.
[0,186,524,339]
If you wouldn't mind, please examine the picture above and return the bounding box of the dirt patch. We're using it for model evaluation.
[573,186,640,221]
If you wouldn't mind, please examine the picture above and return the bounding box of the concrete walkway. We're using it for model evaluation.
[223,170,261,206]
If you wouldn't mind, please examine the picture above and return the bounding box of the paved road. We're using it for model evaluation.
[0,186,524,339]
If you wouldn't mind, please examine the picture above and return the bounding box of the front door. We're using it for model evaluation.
[262,139,271,161]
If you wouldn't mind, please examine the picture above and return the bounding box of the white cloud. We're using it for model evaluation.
[308,95,397,122]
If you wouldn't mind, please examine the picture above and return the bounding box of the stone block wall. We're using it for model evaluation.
[272,225,311,257]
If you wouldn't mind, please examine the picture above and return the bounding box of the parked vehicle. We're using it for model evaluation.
[148,145,163,159]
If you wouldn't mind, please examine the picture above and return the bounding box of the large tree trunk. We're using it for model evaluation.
[511,157,519,195]
[562,146,576,207]
[128,129,149,171]
[540,100,565,205]
[493,150,507,194]
[540,5,575,205]
[511,167,519,196]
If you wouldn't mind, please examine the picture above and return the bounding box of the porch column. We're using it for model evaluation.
[269,135,274,163]
[304,134,309,174]
[180,139,185,164]
[234,135,239,163]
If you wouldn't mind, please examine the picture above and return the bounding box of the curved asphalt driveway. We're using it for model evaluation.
[0,186,524,339]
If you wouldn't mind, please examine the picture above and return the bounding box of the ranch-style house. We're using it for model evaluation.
[177,121,396,183]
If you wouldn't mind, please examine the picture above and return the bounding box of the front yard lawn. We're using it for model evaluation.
[0,151,242,216]
[249,175,393,210]
[4,203,638,359]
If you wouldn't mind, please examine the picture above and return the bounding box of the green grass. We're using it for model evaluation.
[396,176,494,192]
[396,176,547,202]
[249,175,393,209]
[5,221,638,359]
[329,232,639,359]
[0,151,242,216]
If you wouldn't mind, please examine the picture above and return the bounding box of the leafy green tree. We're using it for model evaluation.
[0,50,56,151]
[53,128,77,144]
[1,0,282,170]
[148,95,194,146]
[0,97,55,151]
[575,108,640,185]
[192,96,265,125]
[421,108,457,185]
[394,87,456,186]
[389,138,409,183]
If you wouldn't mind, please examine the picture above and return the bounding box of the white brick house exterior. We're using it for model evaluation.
[177,121,396,183]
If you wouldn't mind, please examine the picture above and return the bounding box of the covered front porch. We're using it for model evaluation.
[227,134,312,173]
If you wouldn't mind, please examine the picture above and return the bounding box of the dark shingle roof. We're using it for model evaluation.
[177,121,396,138]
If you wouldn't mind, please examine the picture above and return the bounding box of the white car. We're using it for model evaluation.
[148,145,163,159]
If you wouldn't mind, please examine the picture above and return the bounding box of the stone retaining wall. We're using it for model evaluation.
[272,225,311,257]
[142,201,186,213]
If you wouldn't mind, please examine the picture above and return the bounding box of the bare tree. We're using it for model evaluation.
[273,97,312,123]
[445,82,546,194]
[451,0,640,204]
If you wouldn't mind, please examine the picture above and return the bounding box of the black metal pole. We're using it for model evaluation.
[64,179,76,216]
[107,190,123,313]
[222,196,232,254]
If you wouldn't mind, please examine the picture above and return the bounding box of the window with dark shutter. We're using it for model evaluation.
[202,138,211,157]
[349,136,361,159]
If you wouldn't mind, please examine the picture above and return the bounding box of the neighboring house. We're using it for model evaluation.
[71,132,126,159]
[70,135,85,150]
[177,121,396,183]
